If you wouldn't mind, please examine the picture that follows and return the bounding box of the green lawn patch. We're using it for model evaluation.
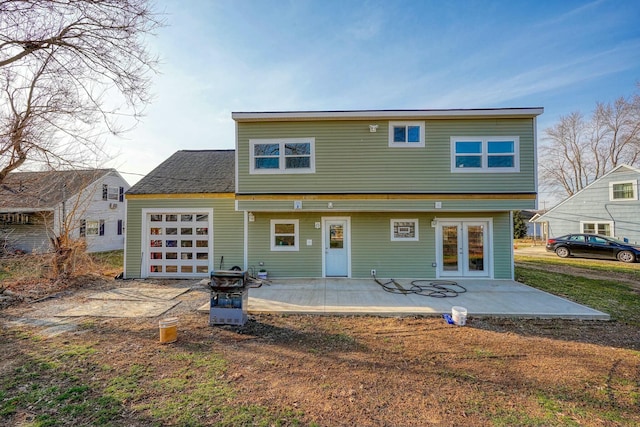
[515,266,640,326]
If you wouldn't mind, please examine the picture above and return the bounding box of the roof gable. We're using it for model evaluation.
[127,150,235,195]
[0,169,115,210]
[536,164,640,220]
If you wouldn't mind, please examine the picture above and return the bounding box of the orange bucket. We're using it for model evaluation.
[159,317,178,343]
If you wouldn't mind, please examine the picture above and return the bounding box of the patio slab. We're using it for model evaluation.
[236,278,610,319]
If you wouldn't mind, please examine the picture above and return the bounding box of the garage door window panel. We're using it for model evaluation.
[145,211,213,277]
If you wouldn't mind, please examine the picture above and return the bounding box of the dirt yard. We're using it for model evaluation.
[2,274,640,426]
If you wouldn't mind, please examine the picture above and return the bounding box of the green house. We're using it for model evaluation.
[124,108,543,280]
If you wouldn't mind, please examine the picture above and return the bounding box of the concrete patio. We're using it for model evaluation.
[244,278,610,320]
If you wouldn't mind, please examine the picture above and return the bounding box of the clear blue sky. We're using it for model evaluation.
[109,0,640,204]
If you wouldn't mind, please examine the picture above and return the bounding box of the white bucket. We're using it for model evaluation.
[451,306,467,326]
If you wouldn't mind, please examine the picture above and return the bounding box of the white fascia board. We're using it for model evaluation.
[232,108,544,122]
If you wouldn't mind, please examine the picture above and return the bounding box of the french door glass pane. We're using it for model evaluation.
[467,225,484,271]
[442,225,458,271]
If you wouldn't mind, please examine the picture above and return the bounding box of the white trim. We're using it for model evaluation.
[390,218,419,241]
[140,208,214,278]
[434,217,493,279]
[249,138,316,174]
[321,216,352,278]
[270,219,299,251]
[235,121,239,194]
[450,136,520,173]
[388,121,425,148]
[533,116,539,210]
[580,220,614,236]
[232,108,544,122]
[243,210,248,270]
[609,179,638,201]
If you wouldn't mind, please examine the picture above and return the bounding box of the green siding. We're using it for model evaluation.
[237,198,535,212]
[125,198,244,278]
[237,119,536,195]
[247,212,322,278]
[248,211,514,279]
[492,212,514,279]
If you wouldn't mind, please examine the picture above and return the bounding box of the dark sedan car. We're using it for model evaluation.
[546,233,640,263]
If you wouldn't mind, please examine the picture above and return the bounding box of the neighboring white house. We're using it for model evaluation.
[534,165,640,244]
[0,169,130,253]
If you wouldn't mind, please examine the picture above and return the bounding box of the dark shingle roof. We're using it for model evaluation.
[0,169,114,210]
[127,150,235,195]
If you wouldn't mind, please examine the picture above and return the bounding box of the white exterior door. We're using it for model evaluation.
[142,210,213,278]
[437,220,490,278]
[323,218,350,277]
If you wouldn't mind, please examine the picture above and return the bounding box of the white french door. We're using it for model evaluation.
[438,220,490,277]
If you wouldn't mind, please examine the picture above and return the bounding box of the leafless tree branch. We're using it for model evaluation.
[0,0,163,183]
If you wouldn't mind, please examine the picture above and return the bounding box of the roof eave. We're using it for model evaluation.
[232,108,545,122]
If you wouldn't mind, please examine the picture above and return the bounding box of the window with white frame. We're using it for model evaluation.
[250,138,315,174]
[391,219,419,241]
[451,136,519,172]
[102,184,122,201]
[609,180,637,201]
[581,221,613,236]
[270,219,299,251]
[388,121,425,147]
[80,219,104,237]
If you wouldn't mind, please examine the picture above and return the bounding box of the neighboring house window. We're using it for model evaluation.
[388,121,425,147]
[117,219,123,235]
[0,213,30,224]
[581,221,613,236]
[450,136,519,172]
[270,219,299,251]
[82,219,105,237]
[250,138,315,174]
[391,219,419,241]
[103,184,122,201]
[609,180,637,201]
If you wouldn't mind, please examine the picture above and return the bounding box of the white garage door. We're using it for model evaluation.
[145,211,213,277]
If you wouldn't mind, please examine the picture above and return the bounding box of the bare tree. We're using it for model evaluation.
[0,0,162,183]
[540,89,640,198]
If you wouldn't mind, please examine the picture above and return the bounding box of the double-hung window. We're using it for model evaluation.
[80,219,105,237]
[250,138,315,174]
[388,121,425,147]
[581,221,613,236]
[451,136,519,172]
[609,180,637,201]
[270,219,299,251]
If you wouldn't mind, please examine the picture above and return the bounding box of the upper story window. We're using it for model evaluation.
[388,121,425,147]
[250,138,315,174]
[609,180,637,201]
[102,184,124,202]
[450,136,519,173]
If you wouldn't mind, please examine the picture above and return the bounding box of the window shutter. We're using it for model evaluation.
[80,220,86,237]
[99,220,105,236]
[117,219,123,235]
[119,186,124,202]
